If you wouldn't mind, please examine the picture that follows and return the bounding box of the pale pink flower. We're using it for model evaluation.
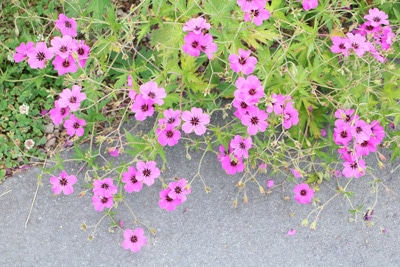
[342,159,366,178]
[73,40,90,67]
[156,125,181,147]
[221,155,245,175]
[346,33,370,57]
[27,42,53,69]
[183,17,210,34]
[230,135,252,159]
[122,228,147,253]
[182,107,210,136]
[182,32,203,57]
[55,14,77,37]
[14,42,34,63]
[52,54,78,76]
[49,100,70,126]
[240,106,268,135]
[93,178,118,197]
[364,8,389,27]
[92,194,114,212]
[49,35,77,59]
[130,95,155,121]
[282,103,299,129]
[330,36,351,56]
[136,161,160,186]
[140,81,166,105]
[167,178,191,202]
[300,0,318,11]
[58,85,86,111]
[228,49,258,75]
[244,8,270,26]
[234,75,265,104]
[199,33,218,59]
[266,179,274,189]
[237,0,266,12]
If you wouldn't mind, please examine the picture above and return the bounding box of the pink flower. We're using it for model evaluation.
[370,120,385,144]
[333,121,352,146]
[158,108,181,127]
[300,0,318,11]
[49,35,77,59]
[63,114,86,137]
[221,154,245,175]
[240,106,268,135]
[199,33,218,59]
[122,228,147,253]
[287,229,296,236]
[330,36,351,56]
[140,81,166,105]
[108,147,119,157]
[14,42,35,63]
[346,33,370,57]
[266,93,286,115]
[230,135,252,159]
[282,103,299,129]
[364,8,389,27]
[122,166,143,193]
[58,85,86,111]
[244,8,270,26]
[49,100,70,126]
[237,0,266,12]
[131,95,155,121]
[228,49,258,75]
[234,75,265,104]
[74,40,90,67]
[136,161,160,186]
[182,32,203,57]
[266,179,274,189]
[27,42,53,69]
[167,178,191,202]
[55,14,77,37]
[342,159,366,178]
[52,54,78,76]
[49,170,77,195]
[156,125,181,147]
[379,26,395,51]
[291,168,303,178]
[232,95,255,119]
[93,178,118,197]
[350,119,372,143]
[183,17,210,34]
[159,188,182,211]
[293,183,314,204]
[334,109,355,125]
[92,194,114,212]
[182,107,210,136]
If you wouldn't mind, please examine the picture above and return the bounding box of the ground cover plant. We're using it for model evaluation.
[2,0,400,253]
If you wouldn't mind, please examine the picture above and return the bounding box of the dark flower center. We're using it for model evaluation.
[60,178,68,186]
[253,9,259,17]
[101,197,108,204]
[373,17,381,23]
[131,175,137,183]
[148,92,156,99]
[356,126,362,133]
[239,57,247,65]
[65,21,72,28]
[77,47,85,56]
[339,43,346,49]
[70,96,77,103]
[300,189,307,196]
[166,195,174,202]
[192,41,199,48]
[62,59,70,68]
[361,140,368,147]
[230,160,238,167]
[350,162,358,169]
[340,131,348,138]
[101,183,109,189]
[240,102,248,109]
[60,46,67,53]
[175,187,182,194]
[141,104,149,112]
[366,25,374,31]
[73,122,80,129]
[36,52,45,61]
[239,142,246,149]
[250,116,259,125]
[190,117,200,126]
[130,235,138,243]
[60,108,67,115]
[249,88,256,95]
[352,42,359,49]
[143,169,151,177]
[167,118,175,124]
[166,130,174,138]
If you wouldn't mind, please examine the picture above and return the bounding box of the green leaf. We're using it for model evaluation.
[87,0,111,20]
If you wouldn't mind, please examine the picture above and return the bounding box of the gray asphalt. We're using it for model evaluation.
[1,124,400,266]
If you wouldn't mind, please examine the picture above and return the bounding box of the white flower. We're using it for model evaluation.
[24,139,35,150]
[19,103,29,115]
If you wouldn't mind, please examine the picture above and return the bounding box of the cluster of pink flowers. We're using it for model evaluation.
[49,85,87,137]
[266,93,300,130]
[217,135,253,175]
[182,17,217,59]
[129,80,166,121]
[237,0,270,26]
[121,161,161,193]
[158,178,191,211]
[122,228,147,253]
[331,8,395,62]
[92,178,117,212]
[333,109,385,178]
[50,170,77,195]
[14,14,90,75]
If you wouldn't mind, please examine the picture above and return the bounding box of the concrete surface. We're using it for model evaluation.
[1,123,400,266]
